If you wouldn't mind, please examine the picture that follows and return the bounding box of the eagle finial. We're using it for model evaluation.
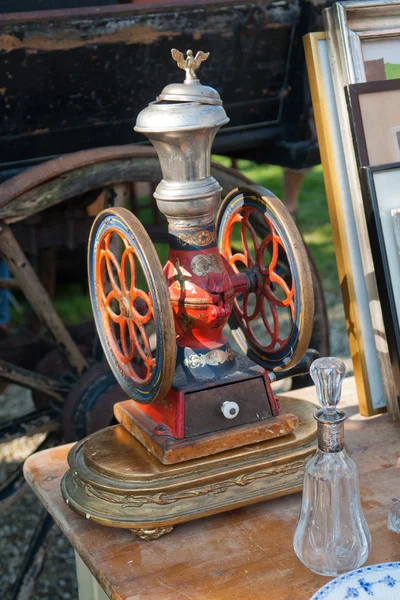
[171,49,210,83]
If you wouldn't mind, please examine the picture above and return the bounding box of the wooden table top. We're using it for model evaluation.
[24,377,400,600]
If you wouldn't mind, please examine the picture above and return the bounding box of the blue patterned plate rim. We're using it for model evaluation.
[310,562,400,599]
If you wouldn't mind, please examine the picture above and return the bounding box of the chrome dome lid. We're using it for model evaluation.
[135,49,228,134]
[157,49,222,105]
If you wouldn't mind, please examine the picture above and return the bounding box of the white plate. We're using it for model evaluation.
[311,562,400,599]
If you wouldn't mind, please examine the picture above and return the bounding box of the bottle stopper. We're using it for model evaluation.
[310,357,347,452]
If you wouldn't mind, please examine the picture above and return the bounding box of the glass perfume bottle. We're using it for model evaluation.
[388,500,400,533]
[293,357,371,576]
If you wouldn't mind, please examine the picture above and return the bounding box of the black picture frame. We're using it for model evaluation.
[360,164,400,407]
[346,79,400,168]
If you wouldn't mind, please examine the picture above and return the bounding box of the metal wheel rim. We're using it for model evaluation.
[88,207,176,403]
[217,186,314,371]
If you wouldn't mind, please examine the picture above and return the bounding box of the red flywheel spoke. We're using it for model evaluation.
[260,295,278,343]
[243,292,260,322]
[129,320,153,366]
[105,291,123,324]
[264,275,295,315]
[240,224,255,268]
[119,319,135,362]
[90,207,176,403]
[120,247,136,296]
[96,228,157,386]
[103,234,123,295]
[133,290,154,326]
[221,201,298,355]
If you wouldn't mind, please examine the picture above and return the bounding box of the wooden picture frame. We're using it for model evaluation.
[321,2,399,417]
[360,164,400,405]
[303,32,396,417]
[346,79,400,167]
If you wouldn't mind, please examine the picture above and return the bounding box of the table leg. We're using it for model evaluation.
[75,552,109,600]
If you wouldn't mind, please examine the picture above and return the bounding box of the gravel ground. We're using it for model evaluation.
[0,385,78,600]
[0,295,350,600]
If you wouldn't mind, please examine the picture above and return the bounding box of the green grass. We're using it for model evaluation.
[385,62,400,80]
[52,284,92,324]
[11,161,337,326]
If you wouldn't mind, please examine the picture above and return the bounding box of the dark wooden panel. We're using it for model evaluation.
[0,0,115,12]
[0,1,299,163]
[184,376,272,437]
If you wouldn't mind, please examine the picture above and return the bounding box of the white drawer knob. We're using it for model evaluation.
[221,401,239,419]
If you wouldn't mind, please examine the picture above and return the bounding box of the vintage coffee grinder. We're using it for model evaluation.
[62,50,318,539]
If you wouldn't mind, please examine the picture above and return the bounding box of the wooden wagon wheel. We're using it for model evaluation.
[217,185,315,371]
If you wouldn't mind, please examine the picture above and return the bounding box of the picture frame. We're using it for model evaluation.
[322,2,399,416]
[346,79,400,167]
[303,32,395,416]
[326,1,400,85]
[393,208,400,255]
[360,164,400,403]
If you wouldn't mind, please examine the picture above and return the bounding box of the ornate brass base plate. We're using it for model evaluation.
[61,397,316,538]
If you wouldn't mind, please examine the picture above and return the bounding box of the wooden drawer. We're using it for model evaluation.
[184,376,272,438]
